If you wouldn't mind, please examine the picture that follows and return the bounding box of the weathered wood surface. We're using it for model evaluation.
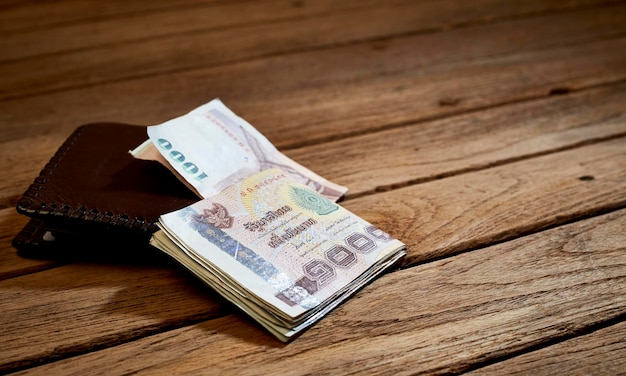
[1,0,625,374]
[3,81,625,215]
[467,320,626,375]
[1,136,624,373]
[291,83,626,198]
[13,209,626,375]
[2,4,626,145]
[7,0,598,61]
[2,1,624,100]
[0,209,58,281]
[1,262,230,373]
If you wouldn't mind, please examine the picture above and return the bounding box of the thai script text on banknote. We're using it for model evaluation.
[156,168,405,320]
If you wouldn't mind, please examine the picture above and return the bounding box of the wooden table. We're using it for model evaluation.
[1,1,625,374]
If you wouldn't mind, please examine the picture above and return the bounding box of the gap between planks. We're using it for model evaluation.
[0,0,620,63]
[3,78,624,286]
[2,13,625,149]
[0,80,626,208]
[465,317,626,375]
[331,80,626,200]
[10,207,626,375]
[0,0,379,62]
[1,137,625,372]
[2,1,625,101]
[278,75,626,151]
[0,0,240,34]
[2,0,620,37]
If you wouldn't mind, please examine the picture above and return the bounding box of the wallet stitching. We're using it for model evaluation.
[11,218,45,249]
[16,124,152,233]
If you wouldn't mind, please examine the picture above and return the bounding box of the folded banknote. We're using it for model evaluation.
[151,168,406,341]
[131,99,347,201]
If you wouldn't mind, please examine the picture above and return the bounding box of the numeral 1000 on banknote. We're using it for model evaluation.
[156,137,209,182]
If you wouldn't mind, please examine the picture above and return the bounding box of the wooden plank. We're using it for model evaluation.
[0,262,232,373]
[0,0,392,61]
[0,0,223,33]
[3,3,626,101]
[467,320,626,375]
[288,82,626,198]
[0,134,67,208]
[353,137,626,266]
[1,0,616,63]
[3,82,625,206]
[0,208,59,281]
[2,137,625,372]
[2,84,624,276]
[237,36,626,150]
[2,2,622,373]
[14,207,626,375]
[1,13,625,148]
[0,0,619,35]
[3,84,624,278]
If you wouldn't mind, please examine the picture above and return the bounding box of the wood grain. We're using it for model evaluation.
[0,0,223,33]
[2,1,625,373]
[0,262,231,373]
[3,81,625,208]
[4,127,625,280]
[0,134,68,209]
[468,320,626,375]
[347,137,626,266]
[288,82,626,198]
[0,0,464,60]
[0,0,618,35]
[0,209,58,281]
[3,1,624,100]
[14,208,625,375]
[0,0,365,54]
[2,137,624,371]
[1,6,626,146]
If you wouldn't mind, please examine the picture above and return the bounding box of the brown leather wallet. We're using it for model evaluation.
[13,123,198,257]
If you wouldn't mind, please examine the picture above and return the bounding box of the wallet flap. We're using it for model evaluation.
[16,123,198,239]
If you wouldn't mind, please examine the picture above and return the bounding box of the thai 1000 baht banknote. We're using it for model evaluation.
[131,99,347,201]
[153,168,406,340]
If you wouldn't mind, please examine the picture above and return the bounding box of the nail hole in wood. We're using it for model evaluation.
[439,97,460,106]
[579,175,595,181]
[549,87,571,96]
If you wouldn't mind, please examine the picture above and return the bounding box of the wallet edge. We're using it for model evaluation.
[15,123,155,235]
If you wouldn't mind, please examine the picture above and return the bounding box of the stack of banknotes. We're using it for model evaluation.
[131,100,406,341]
